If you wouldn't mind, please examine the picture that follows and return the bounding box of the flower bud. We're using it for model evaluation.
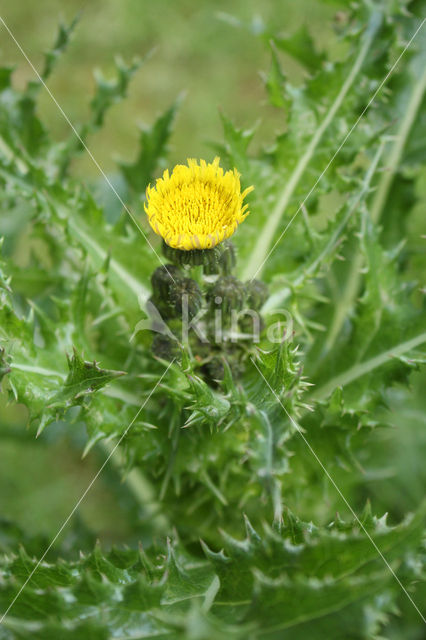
[150,265,185,321]
[207,276,245,317]
[147,296,170,330]
[245,279,269,310]
[203,241,236,276]
[201,352,245,386]
[170,277,203,320]
[151,264,183,299]
[239,312,265,337]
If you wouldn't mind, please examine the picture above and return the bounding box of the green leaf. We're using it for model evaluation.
[119,97,182,193]
[48,348,125,409]
[273,24,324,74]
[41,18,79,81]
[0,267,131,437]
[0,505,423,638]
[219,111,257,176]
[90,56,141,129]
[264,44,288,109]
[0,326,11,383]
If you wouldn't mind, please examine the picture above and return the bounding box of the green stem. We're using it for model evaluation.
[323,62,426,354]
[262,142,385,314]
[242,11,382,281]
[311,331,426,402]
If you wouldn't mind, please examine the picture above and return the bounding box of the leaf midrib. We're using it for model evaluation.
[242,11,382,280]
[311,331,426,401]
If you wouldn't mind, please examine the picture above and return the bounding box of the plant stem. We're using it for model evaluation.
[242,11,381,281]
[323,61,426,354]
[311,331,426,402]
[262,142,385,314]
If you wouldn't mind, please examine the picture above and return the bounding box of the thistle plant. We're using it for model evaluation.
[0,2,426,639]
[145,157,269,388]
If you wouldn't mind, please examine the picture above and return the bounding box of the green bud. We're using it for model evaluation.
[203,241,236,276]
[147,296,173,327]
[239,312,265,336]
[151,264,183,299]
[201,352,246,386]
[162,240,235,275]
[207,276,245,317]
[170,277,203,320]
[245,279,269,310]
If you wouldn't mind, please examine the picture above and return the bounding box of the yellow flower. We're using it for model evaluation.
[144,157,254,251]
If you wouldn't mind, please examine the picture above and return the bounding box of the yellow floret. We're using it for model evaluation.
[144,157,254,250]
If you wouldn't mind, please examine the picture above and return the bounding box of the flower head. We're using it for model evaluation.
[144,157,254,251]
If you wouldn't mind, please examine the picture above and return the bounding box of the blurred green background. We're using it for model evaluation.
[0,0,425,548]
[0,0,337,175]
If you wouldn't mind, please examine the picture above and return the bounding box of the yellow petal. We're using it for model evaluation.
[145,158,254,251]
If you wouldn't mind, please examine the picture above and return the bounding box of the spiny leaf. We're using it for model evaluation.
[48,348,125,408]
[90,56,141,129]
[0,505,424,639]
[119,97,182,193]
[273,23,324,74]
[41,17,79,81]
[0,346,11,382]
[219,112,257,177]
[263,44,288,109]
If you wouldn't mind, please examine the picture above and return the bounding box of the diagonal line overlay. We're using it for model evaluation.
[250,18,426,282]
[0,15,176,282]
[251,357,426,624]
[0,360,175,625]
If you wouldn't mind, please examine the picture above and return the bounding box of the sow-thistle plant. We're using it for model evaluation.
[0,2,426,638]
[145,157,270,384]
